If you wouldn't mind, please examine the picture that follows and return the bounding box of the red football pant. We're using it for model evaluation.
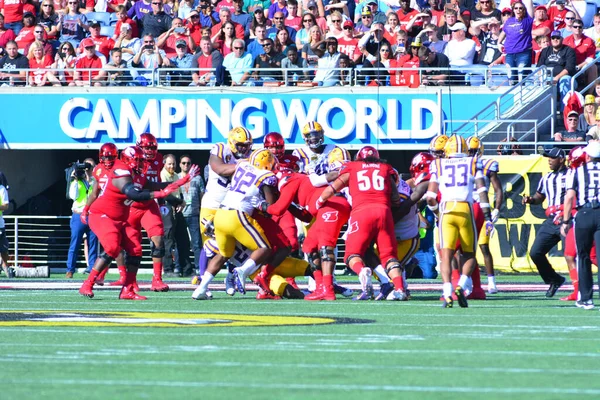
[88,214,136,259]
[273,211,299,251]
[565,227,597,266]
[344,206,397,265]
[302,195,350,253]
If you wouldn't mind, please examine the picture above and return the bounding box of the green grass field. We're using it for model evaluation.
[1,277,599,400]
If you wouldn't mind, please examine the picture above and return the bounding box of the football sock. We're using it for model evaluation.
[198,271,214,293]
[569,269,578,292]
[471,265,482,289]
[457,274,468,288]
[198,248,208,276]
[313,269,323,289]
[443,282,452,298]
[451,268,460,286]
[323,274,333,288]
[392,276,404,291]
[488,275,496,287]
[87,269,100,285]
[373,265,390,283]
[152,261,163,279]
[123,271,136,287]
[350,260,365,276]
[238,258,258,277]
[97,267,108,281]
[117,265,126,280]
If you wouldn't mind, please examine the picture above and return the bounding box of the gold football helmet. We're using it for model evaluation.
[466,136,483,157]
[444,134,468,158]
[327,147,351,171]
[228,126,253,159]
[301,121,325,150]
[429,135,449,158]
[249,148,276,171]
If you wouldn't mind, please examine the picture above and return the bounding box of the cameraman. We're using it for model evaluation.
[0,171,13,278]
[66,158,98,278]
[199,0,219,29]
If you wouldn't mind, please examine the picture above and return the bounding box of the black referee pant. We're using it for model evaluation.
[574,208,600,302]
[530,218,565,285]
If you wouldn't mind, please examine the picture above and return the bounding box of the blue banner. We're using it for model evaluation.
[0,88,509,149]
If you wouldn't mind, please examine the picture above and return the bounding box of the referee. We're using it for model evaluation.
[562,141,600,310]
[522,147,568,297]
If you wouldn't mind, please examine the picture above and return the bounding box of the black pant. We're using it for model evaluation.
[161,206,176,273]
[574,208,600,302]
[174,212,193,276]
[530,218,564,284]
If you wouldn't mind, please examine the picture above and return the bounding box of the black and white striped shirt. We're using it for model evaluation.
[566,161,600,208]
[537,166,569,208]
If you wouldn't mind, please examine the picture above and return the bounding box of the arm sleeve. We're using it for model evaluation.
[266,179,299,216]
[122,182,152,201]
[309,173,330,187]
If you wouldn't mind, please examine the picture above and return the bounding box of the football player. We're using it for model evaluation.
[292,121,351,175]
[429,134,449,158]
[426,135,493,308]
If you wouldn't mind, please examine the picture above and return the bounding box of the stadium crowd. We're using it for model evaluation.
[0,0,599,88]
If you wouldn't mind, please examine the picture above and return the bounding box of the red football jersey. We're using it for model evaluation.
[145,151,163,184]
[267,173,324,217]
[89,159,134,221]
[92,164,112,196]
[130,169,154,210]
[339,161,394,210]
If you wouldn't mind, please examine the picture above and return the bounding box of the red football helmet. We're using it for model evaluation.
[264,132,286,159]
[410,152,435,179]
[568,146,586,169]
[99,143,118,168]
[120,146,146,174]
[136,133,158,161]
[277,154,300,173]
[355,146,380,161]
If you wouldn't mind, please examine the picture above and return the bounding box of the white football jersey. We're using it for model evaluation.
[292,144,350,175]
[430,156,483,203]
[472,158,499,203]
[202,143,238,210]
[204,239,250,267]
[394,178,419,240]
[220,161,278,214]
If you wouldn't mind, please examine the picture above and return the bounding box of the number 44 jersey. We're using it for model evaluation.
[220,161,278,214]
[430,156,484,203]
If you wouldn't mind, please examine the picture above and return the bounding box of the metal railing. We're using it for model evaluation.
[569,54,600,95]
[0,66,548,88]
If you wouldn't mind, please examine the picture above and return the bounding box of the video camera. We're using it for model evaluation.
[71,161,93,179]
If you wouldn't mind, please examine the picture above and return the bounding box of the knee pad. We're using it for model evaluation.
[345,253,362,267]
[385,258,403,273]
[100,252,114,265]
[319,246,336,263]
[125,254,142,267]
[150,242,165,258]
[308,251,321,270]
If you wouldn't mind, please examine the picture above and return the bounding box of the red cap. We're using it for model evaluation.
[501,7,512,14]
[535,5,547,12]
[343,20,354,29]
[81,38,94,48]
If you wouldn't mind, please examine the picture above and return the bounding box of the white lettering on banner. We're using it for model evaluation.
[59,97,441,142]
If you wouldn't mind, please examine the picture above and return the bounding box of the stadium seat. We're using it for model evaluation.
[100,25,115,37]
[109,12,119,26]
[582,2,597,28]
[85,12,111,26]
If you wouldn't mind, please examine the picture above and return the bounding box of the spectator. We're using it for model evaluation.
[426,0,444,26]
[169,39,194,84]
[360,41,391,86]
[498,1,533,84]
[586,108,600,141]
[15,11,35,52]
[104,47,130,86]
[37,2,59,43]
[223,38,252,85]
[24,24,53,58]
[421,23,446,54]
[0,14,16,55]
[51,41,76,85]
[160,154,180,277]
[247,24,267,58]
[554,110,586,145]
[302,24,322,69]
[132,35,168,85]
[78,20,115,59]
[295,12,315,48]
[338,52,353,86]
[383,12,400,44]
[176,154,204,276]
[231,0,252,39]
[57,1,88,46]
[158,17,195,58]
[496,137,523,155]
[437,8,458,42]
[358,22,391,60]
[532,34,550,65]
[413,204,437,279]
[397,0,419,32]
[326,10,344,39]
[363,1,386,25]
[128,0,153,24]
[178,0,197,19]
[211,7,244,40]
[215,0,235,13]
[72,38,106,86]
[114,23,142,65]
[0,172,12,278]
[313,36,340,86]
[563,19,597,91]
[185,10,203,44]
[443,22,475,70]
[595,81,600,105]
[537,30,576,102]
[579,94,597,132]
[548,0,575,31]
[392,29,408,56]
[246,0,270,15]
[27,40,56,86]
[304,0,326,33]
[474,18,502,66]
[337,20,361,63]
[558,10,576,38]
[274,27,293,54]
[0,0,24,35]
[583,12,600,46]
[267,11,296,41]
[199,0,219,29]
[405,10,432,39]
[285,0,301,31]
[0,40,27,85]
[355,8,373,36]
[471,0,501,24]
[249,7,271,39]
[252,37,283,82]
[212,20,237,56]
[281,45,308,82]
[418,45,452,85]
[66,158,98,279]
[268,0,288,20]
[191,35,225,85]
[143,1,173,38]
[500,7,513,24]
[531,5,553,55]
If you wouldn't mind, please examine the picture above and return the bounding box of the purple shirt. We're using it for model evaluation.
[503,16,533,54]
[128,0,153,21]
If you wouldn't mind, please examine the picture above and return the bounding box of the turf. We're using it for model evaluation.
[0,285,599,400]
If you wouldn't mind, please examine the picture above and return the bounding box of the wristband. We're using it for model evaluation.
[562,220,571,225]
[476,187,488,194]
[425,191,437,199]
[427,203,439,211]
[479,202,490,209]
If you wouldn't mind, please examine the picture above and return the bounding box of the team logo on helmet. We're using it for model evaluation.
[355,146,379,161]
[99,143,118,168]
[327,147,350,171]
[409,152,435,179]
[466,136,483,157]
[444,135,467,158]
[136,133,158,161]
[568,146,586,169]
[264,132,286,159]
[301,121,324,150]
[228,127,253,159]
[120,146,147,174]
[429,135,449,158]
[249,149,276,171]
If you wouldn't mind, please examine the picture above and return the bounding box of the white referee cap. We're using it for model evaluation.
[584,141,600,158]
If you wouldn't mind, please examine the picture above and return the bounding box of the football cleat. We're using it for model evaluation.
[386,289,408,301]
[333,283,353,297]
[132,280,140,293]
[285,277,299,290]
[233,268,246,295]
[560,292,578,301]
[358,268,373,297]
[224,272,236,296]
[455,286,469,308]
[441,296,453,308]
[575,300,594,310]
[192,286,213,300]
[256,291,282,300]
[151,278,169,292]
[488,286,498,295]
[353,290,373,301]
[119,286,147,300]
[109,277,126,286]
[191,275,201,285]
[374,282,394,301]
[253,271,271,294]
[95,277,104,286]
[79,281,94,298]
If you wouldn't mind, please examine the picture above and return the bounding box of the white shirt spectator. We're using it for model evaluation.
[444,38,476,68]
[314,50,340,83]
